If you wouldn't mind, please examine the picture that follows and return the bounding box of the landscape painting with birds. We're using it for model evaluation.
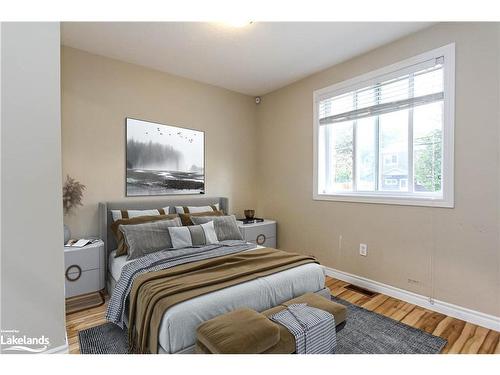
[126,118,204,196]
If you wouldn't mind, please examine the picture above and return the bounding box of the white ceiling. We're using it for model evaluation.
[61,22,433,96]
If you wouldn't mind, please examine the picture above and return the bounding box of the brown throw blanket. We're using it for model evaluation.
[128,247,317,353]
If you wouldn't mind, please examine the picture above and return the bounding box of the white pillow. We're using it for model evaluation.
[168,221,219,249]
[111,207,169,221]
[174,204,220,214]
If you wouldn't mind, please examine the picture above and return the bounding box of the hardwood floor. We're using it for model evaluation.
[325,277,500,354]
[66,295,109,354]
[65,276,500,354]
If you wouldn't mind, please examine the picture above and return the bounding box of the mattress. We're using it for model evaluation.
[109,250,131,281]
[108,245,326,354]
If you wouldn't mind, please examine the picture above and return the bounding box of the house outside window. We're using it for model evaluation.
[313,44,455,207]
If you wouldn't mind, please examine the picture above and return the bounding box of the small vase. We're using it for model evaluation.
[64,224,71,244]
[244,209,255,220]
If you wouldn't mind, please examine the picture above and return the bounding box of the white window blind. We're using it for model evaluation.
[318,57,444,126]
[313,44,455,208]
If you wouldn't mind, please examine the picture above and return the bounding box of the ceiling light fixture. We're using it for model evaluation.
[221,20,253,28]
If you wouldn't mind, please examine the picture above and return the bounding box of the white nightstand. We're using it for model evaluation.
[64,240,105,299]
[237,219,277,248]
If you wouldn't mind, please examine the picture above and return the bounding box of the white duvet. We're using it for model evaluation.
[109,245,326,353]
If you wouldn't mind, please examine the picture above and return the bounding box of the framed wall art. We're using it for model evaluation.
[126,118,205,196]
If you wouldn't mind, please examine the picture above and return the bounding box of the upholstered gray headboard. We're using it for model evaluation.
[98,196,228,259]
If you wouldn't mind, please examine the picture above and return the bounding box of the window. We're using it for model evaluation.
[384,154,398,166]
[313,44,455,207]
[384,178,398,186]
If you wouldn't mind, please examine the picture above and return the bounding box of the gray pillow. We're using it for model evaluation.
[168,221,219,249]
[190,215,243,241]
[119,217,181,260]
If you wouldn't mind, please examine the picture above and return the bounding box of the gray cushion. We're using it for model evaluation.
[168,221,219,249]
[119,217,181,260]
[190,215,243,241]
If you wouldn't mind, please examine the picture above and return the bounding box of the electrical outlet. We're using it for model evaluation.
[359,243,367,256]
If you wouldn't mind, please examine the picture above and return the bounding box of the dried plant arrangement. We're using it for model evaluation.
[63,175,86,215]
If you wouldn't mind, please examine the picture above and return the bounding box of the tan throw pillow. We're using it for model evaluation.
[111,207,170,221]
[178,210,224,226]
[174,204,220,214]
[111,214,178,257]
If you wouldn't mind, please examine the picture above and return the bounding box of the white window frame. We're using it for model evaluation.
[313,43,455,208]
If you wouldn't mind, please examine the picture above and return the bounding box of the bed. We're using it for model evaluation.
[99,197,328,354]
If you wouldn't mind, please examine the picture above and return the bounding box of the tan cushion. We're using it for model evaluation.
[283,293,347,325]
[260,319,297,354]
[195,339,213,354]
[196,308,280,354]
[197,294,347,354]
[260,293,347,354]
[111,214,178,257]
[178,210,224,226]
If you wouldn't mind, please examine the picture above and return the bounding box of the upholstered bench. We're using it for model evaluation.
[195,293,347,354]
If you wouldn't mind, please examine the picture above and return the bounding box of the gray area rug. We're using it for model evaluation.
[79,322,129,354]
[78,296,446,354]
[331,297,446,354]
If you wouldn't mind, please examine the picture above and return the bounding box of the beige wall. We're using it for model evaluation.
[62,23,500,317]
[256,23,500,316]
[62,47,257,238]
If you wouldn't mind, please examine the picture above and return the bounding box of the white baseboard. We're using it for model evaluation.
[324,266,500,332]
